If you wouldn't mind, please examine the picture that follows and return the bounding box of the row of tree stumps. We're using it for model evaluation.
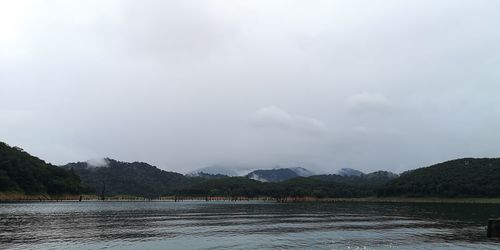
[172,195,254,202]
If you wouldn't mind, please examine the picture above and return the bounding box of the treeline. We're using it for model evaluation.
[63,159,193,198]
[63,160,397,199]
[179,159,500,199]
[176,176,386,199]
[0,142,87,195]
[378,158,500,197]
[3,140,500,200]
[60,160,398,199]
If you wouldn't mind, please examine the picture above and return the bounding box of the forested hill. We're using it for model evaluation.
[0,142,84,195]
[378,158,500,197]
[310,171,399,186]
[3,139,500,199]
[62,159,192,198]
[178,176,392,199]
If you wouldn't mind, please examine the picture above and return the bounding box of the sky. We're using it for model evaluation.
[1,0,500,174]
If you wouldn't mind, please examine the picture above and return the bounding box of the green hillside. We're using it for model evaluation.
[0,142,85,195]
[3,139,500,200]
[178,175,386,199]
[378,158,500,197]
[62,159,192,198]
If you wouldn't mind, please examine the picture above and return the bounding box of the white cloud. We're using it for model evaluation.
[347,92,393,114]
[86,158,109,168]
[249,106,327,135]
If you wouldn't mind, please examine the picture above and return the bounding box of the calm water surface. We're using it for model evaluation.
[0,201,499,249]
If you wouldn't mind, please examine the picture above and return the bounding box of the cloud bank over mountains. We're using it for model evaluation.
[1,0,500,173]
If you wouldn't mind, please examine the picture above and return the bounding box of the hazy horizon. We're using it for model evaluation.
[1,0,500,174]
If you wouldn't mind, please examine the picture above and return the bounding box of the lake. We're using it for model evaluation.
[0,201,499,249]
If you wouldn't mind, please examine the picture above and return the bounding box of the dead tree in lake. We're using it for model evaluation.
[100,182,106,201]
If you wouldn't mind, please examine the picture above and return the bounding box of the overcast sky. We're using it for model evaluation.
[1,0,500,174]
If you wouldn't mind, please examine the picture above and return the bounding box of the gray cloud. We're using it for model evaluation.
[347,92,393,115]
[1,0,500,174]
[250,106,327,135]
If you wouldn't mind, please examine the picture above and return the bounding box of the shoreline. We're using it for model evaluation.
[330,197,500,204]
[2,193,500,204]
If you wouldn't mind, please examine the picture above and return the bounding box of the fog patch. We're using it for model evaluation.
[86,158,109,168]
[248,173,268,182]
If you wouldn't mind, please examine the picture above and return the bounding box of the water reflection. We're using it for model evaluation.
[0,201,499,249]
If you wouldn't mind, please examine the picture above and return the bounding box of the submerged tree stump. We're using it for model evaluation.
[487,219,500,238]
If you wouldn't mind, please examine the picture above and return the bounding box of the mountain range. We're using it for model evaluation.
[188,165,254,177]
[189,166,369,182]
[2,140,500,199]
[246,167,313,182]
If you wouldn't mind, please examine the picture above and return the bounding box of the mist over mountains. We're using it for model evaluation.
[58,157,403,197]
[189,165,371,182]
[188,166,255,177]
[246,168,312,182]
[2,141,500,200]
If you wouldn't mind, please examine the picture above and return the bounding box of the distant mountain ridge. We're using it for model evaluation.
[247,168,299,182]
[310,170,399,186]
[289,167,315,177]
[336,168,365,177]
[4,140,500,199]
[189,165,379,182]
[188,166,254,177]
[189,166,315,182]
[246,167,314,182]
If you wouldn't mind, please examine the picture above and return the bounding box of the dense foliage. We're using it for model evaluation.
[311,171,398,186]
[3,140,500,199]
[62,159,399,199]
[191,172,229,179]
[62,159,193,198]
[0,142,85,195]
[378,158,500,197]
[179,177,266,198]
[178,173,396,199]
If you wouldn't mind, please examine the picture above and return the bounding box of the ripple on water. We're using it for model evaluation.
[1,201,500,249]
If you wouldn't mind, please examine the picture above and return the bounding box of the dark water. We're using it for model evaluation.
[0,201,499,249]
